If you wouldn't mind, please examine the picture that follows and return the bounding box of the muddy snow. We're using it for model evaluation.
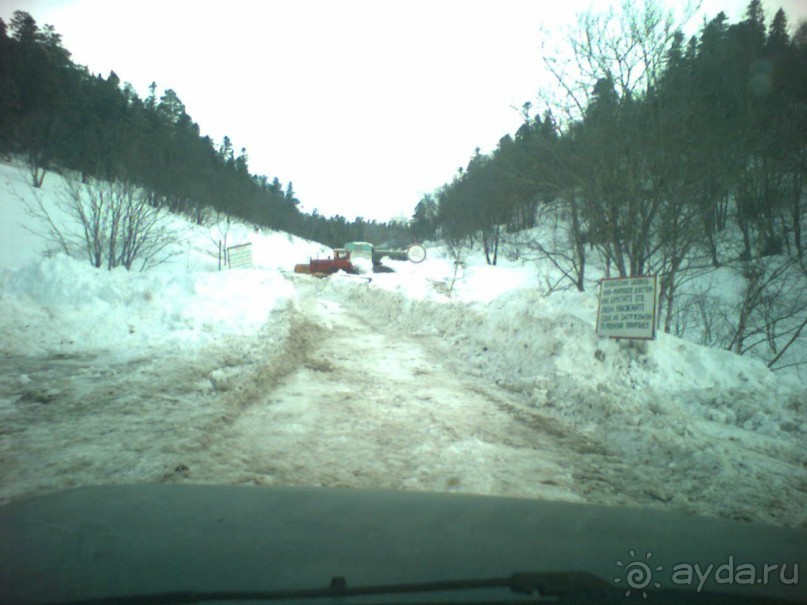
[1,276,805,528]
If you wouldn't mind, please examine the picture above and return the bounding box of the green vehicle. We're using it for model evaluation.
[345,241,427,273]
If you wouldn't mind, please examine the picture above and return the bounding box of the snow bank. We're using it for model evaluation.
[315,274,805,525]
[318,275,805,438]
[201,221,330,272]
[0,160,327,358]
[0,253,294,357]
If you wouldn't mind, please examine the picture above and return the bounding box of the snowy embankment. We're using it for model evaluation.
[1,161,805,527]
[318,268,806,527]
[0,160,328,357]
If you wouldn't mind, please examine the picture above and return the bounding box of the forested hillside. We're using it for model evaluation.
[413,0,806,374]
[0,10,406,247]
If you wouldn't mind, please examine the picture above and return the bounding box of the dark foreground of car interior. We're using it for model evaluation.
[1,484,805,604]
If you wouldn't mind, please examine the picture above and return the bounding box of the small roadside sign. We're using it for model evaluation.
[596,275,658,340]
[227,243,253,269]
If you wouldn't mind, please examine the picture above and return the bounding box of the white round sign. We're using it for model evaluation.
[406,244,427,263]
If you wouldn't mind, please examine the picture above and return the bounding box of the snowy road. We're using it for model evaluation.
[0,282,585,505]
[1,276,805,529]
[202,290,587,501]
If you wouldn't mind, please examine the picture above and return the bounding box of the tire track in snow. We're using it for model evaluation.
[0,350,226,503]
[196,292,587,502]
[0,303,310,504]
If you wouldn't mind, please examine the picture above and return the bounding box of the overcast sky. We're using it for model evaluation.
[3,0,806,220]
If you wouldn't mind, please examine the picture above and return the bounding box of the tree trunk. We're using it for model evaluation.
[482,230,492,265]
[492,225,499,266]
[790,175,803,261]
[570,197,587,291]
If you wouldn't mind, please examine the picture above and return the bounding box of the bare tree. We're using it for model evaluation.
[678,254,807,377]
[512,196,590,292]
[538,0,695,123]
[727,256,807,360]
[17,113,57,189]
[26,151,47,189]
[209,212,233,270]
[444,236,472,298]
[20,175,179,271]
[533,0,696,287]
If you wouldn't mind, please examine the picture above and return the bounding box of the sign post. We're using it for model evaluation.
[596,275,658,340]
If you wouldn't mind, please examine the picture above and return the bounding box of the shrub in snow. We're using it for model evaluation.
[22,175,178,271]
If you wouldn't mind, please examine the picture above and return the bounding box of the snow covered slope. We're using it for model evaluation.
[0,161,328,356]
[1,162,805,527]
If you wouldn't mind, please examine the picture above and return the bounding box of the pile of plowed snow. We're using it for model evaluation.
[317,273,806,526]
[319,273,805,437]
[0,161,328,357]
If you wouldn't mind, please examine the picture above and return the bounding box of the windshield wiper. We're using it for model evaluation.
[36,572,584,605]
[42,572,798,605]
